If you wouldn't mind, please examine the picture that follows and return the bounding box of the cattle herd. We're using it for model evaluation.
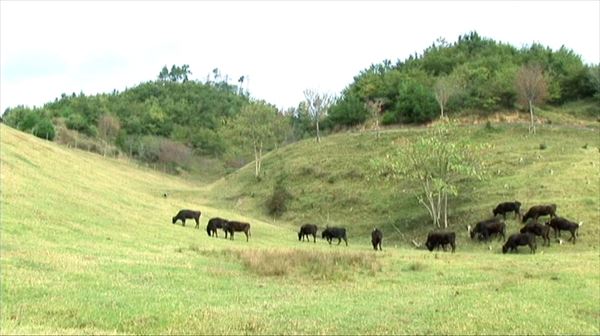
[171,200,583,254]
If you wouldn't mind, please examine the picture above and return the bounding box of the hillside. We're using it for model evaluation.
[206,113,600,247]
[1,124,599,334]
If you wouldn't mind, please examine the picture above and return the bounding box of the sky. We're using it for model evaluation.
[1,1,599,115]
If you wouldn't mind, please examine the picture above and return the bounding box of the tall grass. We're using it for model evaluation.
[231,248,381,279]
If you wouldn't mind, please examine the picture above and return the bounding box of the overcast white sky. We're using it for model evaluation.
[1,1,599,114]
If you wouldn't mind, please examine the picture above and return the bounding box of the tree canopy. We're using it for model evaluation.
[324,32,597,129]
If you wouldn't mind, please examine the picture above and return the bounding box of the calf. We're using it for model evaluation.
[321,227,348,246]
[545,217,581,244]
[493,201,521,219]
[520,221,550,246]
[222,221,251,242]
[206,217,228,237]
[502,233,536,254]
[172,209,201,229]
[468,218,506,242]
[298,224,318,243]
[522,204,557,223]
[425,231,456,253]
[371,228,383,251]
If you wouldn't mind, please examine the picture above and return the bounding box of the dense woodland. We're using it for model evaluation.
[3,32,599,172]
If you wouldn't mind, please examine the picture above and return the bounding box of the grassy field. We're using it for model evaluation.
[1,122,599,334]
[206,115,600,248]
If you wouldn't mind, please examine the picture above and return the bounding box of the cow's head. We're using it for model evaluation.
[425,240,434,251]
[298,232,302,241]
[172,217,176,224]
[502,244,509,254]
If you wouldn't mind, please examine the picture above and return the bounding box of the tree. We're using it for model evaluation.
[158,139,191,172]
[98,114,121,156]
[158,65,192,82]
[226,101,286,179]
[32,117,55,141]
[158,66,169,81]
[515,63,548,134]
[303,89,334,143]
[375,122,484,228]
[433,75,459,118]
[366,98,385,137]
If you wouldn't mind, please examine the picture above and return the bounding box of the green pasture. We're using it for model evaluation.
[1,123,598,334]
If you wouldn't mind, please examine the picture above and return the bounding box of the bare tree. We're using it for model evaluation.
[516,63,548,134]
[366,98,385,138]
[98,114,121,156]
[158,139,191,171]
[433,76,458,119]
[303,89,334,143]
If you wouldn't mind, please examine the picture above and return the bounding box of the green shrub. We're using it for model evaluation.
[266,176,293,217]
[32,118,56,140]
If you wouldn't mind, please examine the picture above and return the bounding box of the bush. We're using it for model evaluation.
[382,81,438,124]
[32,118,56,140]
[266,177,293,217]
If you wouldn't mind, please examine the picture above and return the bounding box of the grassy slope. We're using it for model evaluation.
[206,116,600,248]
[1,123,599,334]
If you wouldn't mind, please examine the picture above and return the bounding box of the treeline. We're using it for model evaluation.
[322,31,599,128]
[3,32,599,173]
[3,65,264,171]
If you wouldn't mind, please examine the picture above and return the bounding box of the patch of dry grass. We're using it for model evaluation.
[230,248,382,279]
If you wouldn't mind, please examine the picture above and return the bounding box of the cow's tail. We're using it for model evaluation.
[248,227,252,237]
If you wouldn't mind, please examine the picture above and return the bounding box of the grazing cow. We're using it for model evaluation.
[520,221,550,246]
[493,201,521,219]
[522,204,557,223]
[371,228,383,251]
[425,231,456,253]
[502,233,536,254]
[545,217,582,244]
[321,227,348,246]
[172,209,201,228]
[206,217,228,237]
[222,221,251,242]
[468,218,506,242]
[298,224,318,243]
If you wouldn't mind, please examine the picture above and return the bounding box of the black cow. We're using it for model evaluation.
[493,201,521,219]
[222,221,251,242]
[206,217,228,237]
[520,221,550,246]
[545,217,582,244]
[522,204,557,223]
[371,228,383,251]
[468,218,506,242]
[322,227,348,246]
[172,209,201,228]
[425,231,456,253]
[502,233,536,254]
[298,224,318,243]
